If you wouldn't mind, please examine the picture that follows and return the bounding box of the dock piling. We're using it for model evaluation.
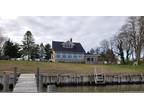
[3,72,9,92]
[38,74,43,92]
[14,67,17,85]
[36,67,40,88]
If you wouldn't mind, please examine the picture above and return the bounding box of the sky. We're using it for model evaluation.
[0,16,128,51]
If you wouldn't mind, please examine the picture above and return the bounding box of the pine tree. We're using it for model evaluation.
[40,43,46,61]
[44,43,51,60]
[3,40,21,58]
[31,44,40,60]
[22,31,35,60]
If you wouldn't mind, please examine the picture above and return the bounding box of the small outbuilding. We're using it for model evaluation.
[84,54,101,64]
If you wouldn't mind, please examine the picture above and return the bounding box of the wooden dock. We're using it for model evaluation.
[37,73,144,87]
[13,74,37,93]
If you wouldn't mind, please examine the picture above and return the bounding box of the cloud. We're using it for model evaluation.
[0,16,128,51]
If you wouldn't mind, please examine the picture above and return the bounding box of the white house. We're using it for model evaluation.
[51,38,86,63]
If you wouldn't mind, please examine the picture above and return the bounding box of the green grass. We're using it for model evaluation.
[0,60,144,74]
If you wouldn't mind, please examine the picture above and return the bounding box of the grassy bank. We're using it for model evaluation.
[0,60,144,74]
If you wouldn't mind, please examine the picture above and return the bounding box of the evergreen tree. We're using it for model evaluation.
[3,40,21,58]
[105,49,117,64]
[22,31,35,60]
[40,43,46,61]
[44,43,52,60]
[89,48,95,54]
[31,44,40,60]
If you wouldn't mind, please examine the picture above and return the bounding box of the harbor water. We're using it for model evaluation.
[42,84,144,92]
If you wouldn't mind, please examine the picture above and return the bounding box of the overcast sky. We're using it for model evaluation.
[0,16,128,51]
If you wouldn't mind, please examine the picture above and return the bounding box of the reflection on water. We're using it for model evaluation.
[0,84,14,92]
[43,84,144,92]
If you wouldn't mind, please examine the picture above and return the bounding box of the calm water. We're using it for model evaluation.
[1,84,144,93]
[43,84,144,93]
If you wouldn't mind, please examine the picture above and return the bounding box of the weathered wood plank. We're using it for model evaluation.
[13,74,37,93]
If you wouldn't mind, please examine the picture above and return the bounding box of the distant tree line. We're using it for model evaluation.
[88,16,144,65]
[0,31,52,61]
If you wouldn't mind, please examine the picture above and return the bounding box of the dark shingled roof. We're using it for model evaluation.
[52,41,86,53]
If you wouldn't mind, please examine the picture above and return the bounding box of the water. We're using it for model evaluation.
[1,83,144,93]
[43,84,144,93]
[0,85,14,92]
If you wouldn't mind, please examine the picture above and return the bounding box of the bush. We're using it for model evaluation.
[0,56,9,60]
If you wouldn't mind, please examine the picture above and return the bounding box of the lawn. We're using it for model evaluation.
[0,60,144,74]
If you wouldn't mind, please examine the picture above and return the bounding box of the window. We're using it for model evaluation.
[68,55,72,58]
[73,55,77,59]
[62,54,66,58]
[62,41,75,48]
[87,58,90,61]
[91,58,94,61]
[56,54,61,58]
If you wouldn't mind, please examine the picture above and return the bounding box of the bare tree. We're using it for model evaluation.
[100,39,110,53]
[109,37,115,50]
[0,36,5,46]
[99,39,117,64]
[95,46,101,55]
[113,33,125,64]
[0,30,6,56]
[127,16,144,64]
[119,24,133,63]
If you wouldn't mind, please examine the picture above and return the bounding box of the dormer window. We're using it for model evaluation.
[62,38,75,48]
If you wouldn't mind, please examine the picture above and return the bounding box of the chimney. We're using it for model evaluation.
[70,38,72,42]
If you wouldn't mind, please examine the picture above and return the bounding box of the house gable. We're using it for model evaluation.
[52,40,86,54]
[51,39,85,62]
